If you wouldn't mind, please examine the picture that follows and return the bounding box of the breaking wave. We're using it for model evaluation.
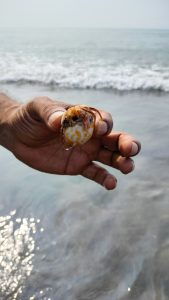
[0,55,169,92]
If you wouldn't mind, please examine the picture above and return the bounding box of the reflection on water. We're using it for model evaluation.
[0,211,38,299]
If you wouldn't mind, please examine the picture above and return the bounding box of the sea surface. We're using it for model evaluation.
[0,28,169,300]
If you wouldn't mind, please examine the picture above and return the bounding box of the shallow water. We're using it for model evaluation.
[0,84,169,299]
[1,28,169,91]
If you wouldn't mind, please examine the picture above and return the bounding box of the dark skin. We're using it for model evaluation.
[0,94,141,190]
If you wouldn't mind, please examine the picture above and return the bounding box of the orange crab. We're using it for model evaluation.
[61,105,103,149]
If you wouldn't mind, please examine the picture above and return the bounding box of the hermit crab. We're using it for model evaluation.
[61,105,103,149]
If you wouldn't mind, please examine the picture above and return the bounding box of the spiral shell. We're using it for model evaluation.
[61,105,95,149]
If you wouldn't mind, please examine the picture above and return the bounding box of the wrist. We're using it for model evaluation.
[0,93,20,151]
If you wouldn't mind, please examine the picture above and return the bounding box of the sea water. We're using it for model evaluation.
[0,28,169,91]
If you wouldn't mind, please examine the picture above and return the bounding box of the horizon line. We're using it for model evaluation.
[0,26,169,30]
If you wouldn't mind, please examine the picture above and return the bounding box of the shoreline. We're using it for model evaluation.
[1,83,169,100]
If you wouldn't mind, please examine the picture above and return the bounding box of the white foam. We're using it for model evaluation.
[0,54,169,92]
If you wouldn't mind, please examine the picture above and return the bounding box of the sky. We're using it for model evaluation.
[0,0,169,29]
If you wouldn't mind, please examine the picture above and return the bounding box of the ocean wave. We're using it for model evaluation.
[0,55,169,92]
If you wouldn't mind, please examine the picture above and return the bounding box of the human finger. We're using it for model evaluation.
[25,97,71,133]
[91,109,113,136]
[101,131,141,157]
[81,162,117,190]
[118,134,141,157]
[96,149,135,174]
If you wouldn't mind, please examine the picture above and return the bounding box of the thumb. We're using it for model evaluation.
[48,110,65,131]
[26,97,70,132]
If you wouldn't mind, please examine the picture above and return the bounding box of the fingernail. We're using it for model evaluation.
[130,142,139,156]
[48,111,64,126]
[97,121,108,135]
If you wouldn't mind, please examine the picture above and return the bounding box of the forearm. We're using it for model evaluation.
[0,92,20,150]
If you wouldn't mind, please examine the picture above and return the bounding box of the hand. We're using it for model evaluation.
[3,96,141,190]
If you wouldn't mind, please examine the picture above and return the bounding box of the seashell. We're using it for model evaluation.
[61,105,102,149]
